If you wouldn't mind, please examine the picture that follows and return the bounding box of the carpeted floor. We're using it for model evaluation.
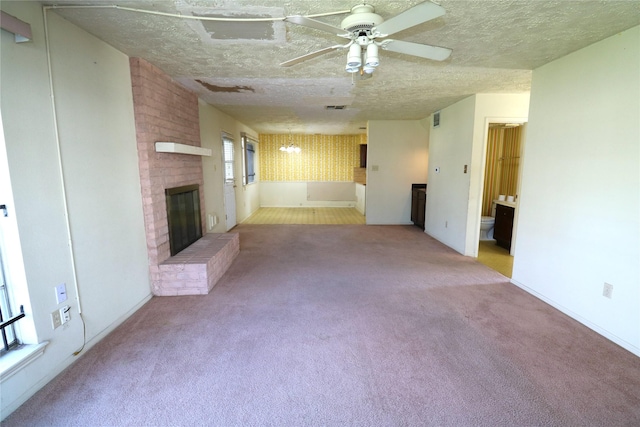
[4,225,639,426]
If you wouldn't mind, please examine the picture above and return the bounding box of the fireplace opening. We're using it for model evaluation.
[166,184,202,256]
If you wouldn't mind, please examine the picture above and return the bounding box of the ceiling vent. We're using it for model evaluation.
[325,105,347,110]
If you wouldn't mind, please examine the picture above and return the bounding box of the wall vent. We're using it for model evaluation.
[325,105,347,110]
[433,111,441,128]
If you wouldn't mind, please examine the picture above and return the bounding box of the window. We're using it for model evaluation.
[0,245,22,354]
[242,133,257,185]
[222,134,235,183]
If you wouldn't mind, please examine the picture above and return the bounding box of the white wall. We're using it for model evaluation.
[1,4,151,417]
[199,101,260,231]
[425,94,530,255]
[512,26,640,356]
[366,120,429,224]
[424,97,476,253]
[355,183,366,215]
[260,182,356,208]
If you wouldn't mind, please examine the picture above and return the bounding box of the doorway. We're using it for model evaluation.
[222,133,237,231]
[476,119,527,276]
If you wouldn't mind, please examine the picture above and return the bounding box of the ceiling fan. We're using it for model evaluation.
[281,1,452,75]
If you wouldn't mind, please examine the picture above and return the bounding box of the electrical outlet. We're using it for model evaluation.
[51,310,62,329]
[445,221,448,228]
[60,306,71,324]
[603,283,613,299]
[55,283,67,304]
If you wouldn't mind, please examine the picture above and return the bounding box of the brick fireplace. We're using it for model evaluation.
[130,57,238,295]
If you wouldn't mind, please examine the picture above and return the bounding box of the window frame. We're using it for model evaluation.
[0,247,20,355]
[222,133,235,184]
[241,133,257,186]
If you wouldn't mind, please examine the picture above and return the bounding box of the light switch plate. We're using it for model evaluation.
[603,283,613,299]
[55,283,67,304]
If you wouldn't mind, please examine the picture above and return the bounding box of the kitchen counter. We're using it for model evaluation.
[494,199,517,208]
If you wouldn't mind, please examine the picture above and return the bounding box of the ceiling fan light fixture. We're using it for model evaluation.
[365,43,379,67]
[282,2,452,78]
[346,43,362,67]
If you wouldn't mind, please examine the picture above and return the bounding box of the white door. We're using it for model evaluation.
[222,135,237,230]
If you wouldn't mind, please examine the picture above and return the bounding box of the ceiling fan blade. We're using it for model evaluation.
[374,1,446,37]
[380,40,452,61]
[280,45,344,67]
[285,16,349,37]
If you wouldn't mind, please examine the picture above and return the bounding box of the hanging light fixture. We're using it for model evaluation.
[281,130,301,153]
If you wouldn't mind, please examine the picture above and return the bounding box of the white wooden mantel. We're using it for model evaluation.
[155,142,212,157]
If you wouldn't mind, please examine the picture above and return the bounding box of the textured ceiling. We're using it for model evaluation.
[45,0,640,134]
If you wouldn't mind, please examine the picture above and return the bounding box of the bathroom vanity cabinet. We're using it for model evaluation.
[494,203,515,250]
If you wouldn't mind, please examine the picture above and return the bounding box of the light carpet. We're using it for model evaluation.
[4,225,639,426]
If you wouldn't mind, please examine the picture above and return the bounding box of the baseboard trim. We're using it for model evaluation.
[80,294,153,351]
[1,294,152,420]
[510,279,639,357]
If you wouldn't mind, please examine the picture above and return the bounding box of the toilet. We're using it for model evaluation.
[480,216,495,240]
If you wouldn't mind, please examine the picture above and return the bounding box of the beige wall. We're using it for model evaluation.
[1,3,150,417]
[199,102,260,228]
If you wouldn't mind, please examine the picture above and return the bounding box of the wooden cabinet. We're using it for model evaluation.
[494,203,515,250]
[411,184,427,229]
[359,144,367,168]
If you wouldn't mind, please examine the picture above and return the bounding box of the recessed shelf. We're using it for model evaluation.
[155,142,211,157]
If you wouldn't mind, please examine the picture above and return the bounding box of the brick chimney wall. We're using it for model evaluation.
[129,57,205,294]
